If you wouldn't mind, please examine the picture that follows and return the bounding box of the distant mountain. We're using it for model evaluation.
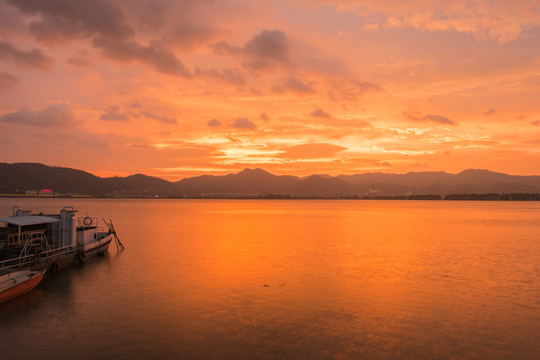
[175,168,298,195]
[337,169,540,195]
[0,163,177,196]
[1,162,540,197]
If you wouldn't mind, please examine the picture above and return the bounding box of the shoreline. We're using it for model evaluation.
[1,193,540,201]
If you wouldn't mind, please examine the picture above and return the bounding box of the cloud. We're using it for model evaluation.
[402,110,456,125]
[285,77,313,92]
[213,29,290,70]
[93,36,191,77]
[273,77,314,93]
[423,114,455,125]
[355,81,383,93]
[131,101,143,109]
[0,103,74,127]
[327,80,383,101]
[67,56,93,67]
[283,143,347,159]
[165,23,220,49]
[0,41,54,70]
[0,72,19,92]
[483,108,496,116]
[6,0,133,43]
[141,111,177,125]
[138,1,168,32]
[311,108,332,118]
[532,120,540,127]
[260,113,270,121]
[194,67,246,85]
[207,118,221,127]
[243,29,289,69]
[307,0,540,43]
[100,106,129,122]
[231,118,256,130]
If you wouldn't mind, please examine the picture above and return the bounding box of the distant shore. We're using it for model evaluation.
[1,193,540,201]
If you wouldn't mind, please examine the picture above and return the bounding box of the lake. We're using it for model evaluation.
[1,198,539,359]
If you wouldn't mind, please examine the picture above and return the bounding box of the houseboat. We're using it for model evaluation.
[0,206,114,273]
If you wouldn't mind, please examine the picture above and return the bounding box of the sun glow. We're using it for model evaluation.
[0,0,538,178]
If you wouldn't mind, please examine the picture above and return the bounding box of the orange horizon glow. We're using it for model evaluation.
[1,0,539,181]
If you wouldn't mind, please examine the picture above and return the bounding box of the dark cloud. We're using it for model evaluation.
[142,111,177,125]
[0,72,19,91]
[0,103,74,127]
[285,77,313,92]
[207,118,221,127]
[402,111,456,125]
[0,41,54,70]
[311,108,332,118]
[231,118,256,130]
[138,1,168,32]
[483,108,496,116]
[328,80,383,101]
[93,36,191,77]
[531,120,540,127]
[6,0,133,42]
[194,67,245,85]
[424,114,455,125]
[212,41,241,56]
[213,29,290,70]
[131,101,143,109]
[260,112,270,121]
[100,106,129,122]
[243,29,289,70]
[67,56,93,67]
[355,81,383,93]
[165,23,220,49]
[273,77,314,93]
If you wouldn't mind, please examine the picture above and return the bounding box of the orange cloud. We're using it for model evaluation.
[283,143,347,159]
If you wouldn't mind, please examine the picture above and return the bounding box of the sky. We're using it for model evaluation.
[0,0,539,180]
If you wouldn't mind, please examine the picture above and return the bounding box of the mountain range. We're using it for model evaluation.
[1,162,540,198]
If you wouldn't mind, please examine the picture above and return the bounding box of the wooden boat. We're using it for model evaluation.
[0,206,117,272]
[0,269,45,303]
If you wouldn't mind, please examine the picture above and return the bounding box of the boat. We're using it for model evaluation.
[75,216,114,262]
[0,269,45,304]
[0,206,116,272]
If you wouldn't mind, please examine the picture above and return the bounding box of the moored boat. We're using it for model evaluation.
[0,269,45,304]
[0,206,116,272]
[75,216,114,261]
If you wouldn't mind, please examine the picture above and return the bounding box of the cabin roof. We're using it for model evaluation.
[0,216,60,226]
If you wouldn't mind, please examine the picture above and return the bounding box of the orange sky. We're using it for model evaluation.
[1,0,539,180]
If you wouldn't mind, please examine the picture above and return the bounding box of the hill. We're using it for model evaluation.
[1,163,540,198]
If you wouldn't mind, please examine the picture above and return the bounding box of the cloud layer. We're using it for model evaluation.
[0,0,538,178]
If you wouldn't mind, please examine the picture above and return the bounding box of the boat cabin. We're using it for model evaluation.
[0,206,77,256]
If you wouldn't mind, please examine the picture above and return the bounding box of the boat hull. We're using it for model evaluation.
[0,270,45,304]
[77,233,113,261]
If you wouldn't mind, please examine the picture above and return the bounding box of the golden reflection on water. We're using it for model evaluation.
[1,199,539,359]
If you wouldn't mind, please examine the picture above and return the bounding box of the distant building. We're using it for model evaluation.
[25,190,38,195]
[39,189,53,195]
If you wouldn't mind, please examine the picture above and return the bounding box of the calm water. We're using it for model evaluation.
[0,199,539,360]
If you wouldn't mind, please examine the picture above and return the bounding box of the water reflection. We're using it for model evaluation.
[1,199,539,359]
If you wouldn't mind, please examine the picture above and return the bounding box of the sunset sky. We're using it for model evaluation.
[1,0,539,180]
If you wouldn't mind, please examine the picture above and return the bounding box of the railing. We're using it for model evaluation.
[0,244,77,272]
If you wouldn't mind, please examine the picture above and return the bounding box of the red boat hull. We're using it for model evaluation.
[0,271,45,304]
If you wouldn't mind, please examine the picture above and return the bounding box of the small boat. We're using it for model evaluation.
[0,269,45,304]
